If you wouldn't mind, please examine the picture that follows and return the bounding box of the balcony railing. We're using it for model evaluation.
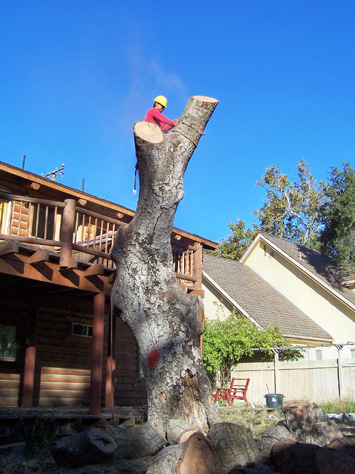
[0,193,202,291]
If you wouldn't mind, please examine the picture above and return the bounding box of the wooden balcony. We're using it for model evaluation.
[0,193,203,293]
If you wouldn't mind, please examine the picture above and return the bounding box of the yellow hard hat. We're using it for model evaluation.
[154,95,167,108]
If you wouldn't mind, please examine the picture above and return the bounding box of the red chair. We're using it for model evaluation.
[213,378,250,407]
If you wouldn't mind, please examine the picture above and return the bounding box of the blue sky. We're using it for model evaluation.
[1,1,354,243]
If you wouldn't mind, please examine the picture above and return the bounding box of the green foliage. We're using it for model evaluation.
[254,158,324,247]
[320,162,355,275]
[209,219,260,260]
[214,159,325,262]
[202,312,300,385]
[321,400,355,414]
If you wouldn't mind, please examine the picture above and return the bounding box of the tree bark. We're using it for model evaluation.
[147,432,216,474]
[208,423,261,474]
[110,422,167,458]
[111,96,220,436]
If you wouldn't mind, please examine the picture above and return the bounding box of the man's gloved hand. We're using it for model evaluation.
[174,119,178,125]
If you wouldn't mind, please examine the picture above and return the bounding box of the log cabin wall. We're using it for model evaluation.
[0,301,35,407]
[33,304,104,407]
[33,301,146,407]
[0,296,147,408]
[0,161,217,408]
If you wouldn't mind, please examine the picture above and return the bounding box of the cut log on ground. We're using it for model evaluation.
[51,427,117,467]
[229,465,279,474]
[167,418,207,444]
[282,400,323,430]
[297,419,343,446]
[258,400,342,457]
[111,96,220,436]
[271,440,355,474]
[110,421,166,458]
[147,431,216,474]
[257,423,293,458]
[208,422,261,474]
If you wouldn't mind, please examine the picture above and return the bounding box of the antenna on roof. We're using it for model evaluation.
[42,164,65,181]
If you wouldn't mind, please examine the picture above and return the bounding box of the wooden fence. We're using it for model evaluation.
[232,357,355,406]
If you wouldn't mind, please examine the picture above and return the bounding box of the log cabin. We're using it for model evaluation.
[0,161,217,414]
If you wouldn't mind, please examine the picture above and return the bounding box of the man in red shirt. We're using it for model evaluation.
[145,95,178,132]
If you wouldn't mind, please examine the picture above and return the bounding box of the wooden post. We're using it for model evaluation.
[274,350,279,394]
[89,292,105,415]
[105,312,117,408]
[194,243,203,291]
[22,343,36,407]
[60,199,76,268]
[337,345,343,401]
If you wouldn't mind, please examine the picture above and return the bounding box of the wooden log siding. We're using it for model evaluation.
[32,305,106,407]
[30,304,147,408]
[38,367,91,407]
[0,372,21,407]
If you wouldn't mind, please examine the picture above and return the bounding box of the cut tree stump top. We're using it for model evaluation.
[134,121,163,143]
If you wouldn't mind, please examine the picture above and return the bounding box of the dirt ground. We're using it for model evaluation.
[0,406,354,474]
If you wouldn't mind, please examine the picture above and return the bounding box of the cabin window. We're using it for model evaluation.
[351,349,355,359]
[0,325,17,361]
[71,323,93,338]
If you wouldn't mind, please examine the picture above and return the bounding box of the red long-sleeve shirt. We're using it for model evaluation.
[145,107,175,132]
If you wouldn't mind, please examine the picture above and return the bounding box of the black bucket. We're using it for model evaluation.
[265,393,284,409]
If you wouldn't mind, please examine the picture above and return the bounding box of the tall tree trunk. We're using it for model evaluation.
[111,96,220,436]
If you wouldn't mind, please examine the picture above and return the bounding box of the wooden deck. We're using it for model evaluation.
[0,193,203,292]
[0,406,147,422]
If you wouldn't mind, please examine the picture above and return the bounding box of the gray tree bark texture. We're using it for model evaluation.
[111,96,220,436]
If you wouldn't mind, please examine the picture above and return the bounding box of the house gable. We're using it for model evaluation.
[240,234,355,349]
[202,253,332,344]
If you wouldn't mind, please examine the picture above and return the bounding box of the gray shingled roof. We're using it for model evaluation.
[261,234,355,307]
[203,253,332,342]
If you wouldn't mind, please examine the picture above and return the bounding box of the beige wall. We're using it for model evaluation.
[202,278,233,322]
[244,241,355,358]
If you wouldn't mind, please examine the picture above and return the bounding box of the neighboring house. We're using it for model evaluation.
[202,233,355,360]
[0,161,217,410]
